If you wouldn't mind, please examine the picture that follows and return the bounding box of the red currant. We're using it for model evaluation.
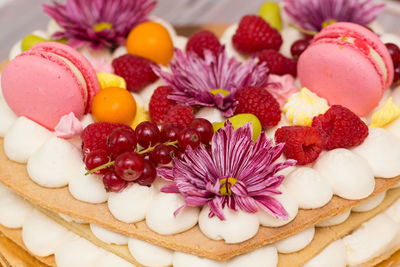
[107,128,137,157]
[386,43,400,66]
[136,160,157,186]
[135,121,161,148]
[189,118,213,144]
[84,149,109,174]
[394,64,400,84]
[178,128,201,150]
[151,144,173,164]
[102,170,128,193]
[290,39,309,59]
[161,124,182,142]
[114,152,145,181]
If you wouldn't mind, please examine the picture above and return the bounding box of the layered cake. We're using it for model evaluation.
[1,0,400,266]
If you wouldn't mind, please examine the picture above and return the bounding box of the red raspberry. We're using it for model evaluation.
[312,105,369,150]
[232,15,282,54]
[186,30,222,59]
[257,49,297,77]
[163,105,195,128]
[149,86,177,125]
[275,126,323,165]
[235,86,281,128]
[81,122,133,157]
[112,54,158,92]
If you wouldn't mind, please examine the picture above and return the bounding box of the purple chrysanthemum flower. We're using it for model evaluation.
[158,121,296,221]
[153,47,269,117]
[283,0,385,32]
[43,0,156,49]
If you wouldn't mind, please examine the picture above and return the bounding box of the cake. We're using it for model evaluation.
[1,0,400,266]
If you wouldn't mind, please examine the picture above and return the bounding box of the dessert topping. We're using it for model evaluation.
[257,49,297,77]
[96,73,126,90]
[212,113,262,141]
[232,15,282,54]
[235,86,281,128]
[91,87,137,125]
[149,86,177,125]
[312,105,369,150]
[112,54,158,92]
[275,126,323,165]
[258,1,282,31]
[163,105,195,128]
[158,120,295,220]
[186,30,222,59]
[283,87,329,126]
[370,97,400,128]
[266,74,299,107]
[54,112,83,139]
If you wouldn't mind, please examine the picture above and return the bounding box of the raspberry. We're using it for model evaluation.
[81,122,133,157]
[149,86,177,124]
[257,49,297,77]
[112,54,158,92]
[275,126,322,165]
[232,15,282,54]
[312,105,369,150]
[186,30,222,59]
[163,105,195,128]
[235,86,281,128]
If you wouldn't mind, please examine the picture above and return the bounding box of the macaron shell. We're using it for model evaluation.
[1,51,86,129]
[312,22,394,90]
[31,42,100,113]
[298,41,383,116]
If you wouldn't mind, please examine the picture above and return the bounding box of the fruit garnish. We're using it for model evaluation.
[386,43,400,67]
[370,97,400,128]
[161,124,182,142]
[158,120,295,220]
[91,87,136,125]
[290,39,310,59]
[186,30,222,59]
[235,86,281,128]
[163,105,195,128]
[283,87,329,126]
[84,149,109,174]
[282,0,384,32]
[136,160,157,186]
[178,128,201,150]
[275,125,323,165]
[258,1,282,31]
[232,15,282,54]
[213,113,262,141]
[131,104,150,129]
[150,144,173,165]
[21,34,47,51]
[112,54,159,92]
[312,105,369,150]
[96,73,126,90]
[149,86,176,125]
[188,118,213,144]
[103,170,128,193]
[114,152,145,181]
[135,121,161,148]
[152,47,268,117]
[43,0,156,49]
[126,21,173,65]
[257,49,297,76]
[107,128,137,157]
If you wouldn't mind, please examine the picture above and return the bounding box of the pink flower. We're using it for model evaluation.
[43,0,156,49]
[153,47,269,117]
[158,121,296,221]
[283,0,384,32]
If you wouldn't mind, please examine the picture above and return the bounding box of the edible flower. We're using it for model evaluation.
[370,97,400,128]
[153,47,269,117]
[158,121,296,221]
[43,0,156,49]
[283,0,384,32]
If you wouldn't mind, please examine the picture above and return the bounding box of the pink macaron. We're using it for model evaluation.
[1,42,100,130]
[298,22,394,116]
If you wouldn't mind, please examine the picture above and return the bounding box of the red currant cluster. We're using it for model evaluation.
[385,43,400,85]
[290,37,311,60]
[84,118,213,193]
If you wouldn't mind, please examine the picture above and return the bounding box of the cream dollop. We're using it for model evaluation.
[198,206,259,243]
[128,238,173,267]
[370,97,400,128]
[266,74,299,107]
[283,88,329,126]
[55,112,83,139]
[352,192,386,212]
[228,245,278,267]
[316,210,351,227]
[303,239,347,267]
[0,97,18,137]
[90,224,128,245]
[173,252,225,267]
[0,187,33,228]
[275,226,315,254]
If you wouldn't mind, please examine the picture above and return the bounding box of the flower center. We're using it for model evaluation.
[93,22,113,32]
[322,19,337,29]
[210,88,230,97]
[219,177,237,196]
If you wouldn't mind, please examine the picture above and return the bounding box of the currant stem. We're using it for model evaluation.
[289,24,318,36]
[85,159,115,175]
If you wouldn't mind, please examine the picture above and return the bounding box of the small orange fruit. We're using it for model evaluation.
[126,21,173,66]
[92,87,136,125]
